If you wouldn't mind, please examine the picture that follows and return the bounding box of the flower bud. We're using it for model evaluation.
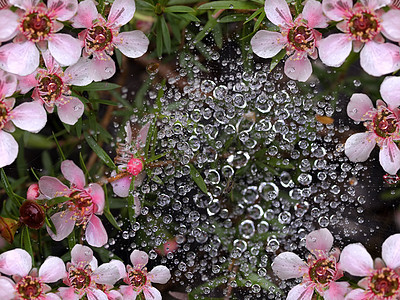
[0,216,19,243]
[19,200,45,229]
[27,183,40,200]
[127,158,143,176]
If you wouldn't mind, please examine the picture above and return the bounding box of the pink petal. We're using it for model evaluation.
[0,41,39,76]
[48,34,82,66]
[92,261,121,285]
[114,31,149,59]
[10,101,47,132]
[119,286,138,300]
[48,0,78,21]
[271,252,308,280]
[0,277,15,300]
[90,56,116,81]
[148,266,171,284]
[135,123,150,150]
[87,183,105,214]
[344,132,376,162]
[360,41,400,76]
[17,72,38,94]
[0,248,32,277]
[382,234,400,270]
[340,243,373,276]
[286,283,314,300]
[347,93,374,121]
[9,0,38,10]
[45,293,61,300]
[322,0,352,21]
[382,9,400,42]
[38,176,70,198]
[57,96,84,125]
[108,0,136,27]
[302,0,328,28]
[108,290,123,300]
[125,121,132,144]
[306,228,333,254]
[63,58,94,86]
[379,140,400,175]
[0,71,17,98]
[39,256,66,283]
[0,130,18,168]
[47,211,76,241]
[0,10,18,42]
[111,175,132,198]
[318,33,352,67]
[265,0,292,26]
[360,0,390,10]
[71,244,94,266]
[284,55,312,82]
[87,289,108,300]
[130,250,148,269]
[143,286,162,300]
[251,30,285,59]
[109,259,127,279]
[380,76,400,109]
[71,0,97,28]
[344,288,367,300]
[323,282,350,300]
[61,160,86,189]
[58,287,80,300]
[86,215,108,247]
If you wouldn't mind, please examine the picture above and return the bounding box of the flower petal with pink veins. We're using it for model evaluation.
[344,288,367,300]
[63,58,94,86]
[58,287,80,300]
[92,262,121,285]
[323,281,349,300]
[10,101,47,133]
[71,0,97,28]
[322,0,352,21]
[379,140,400,175]
[272,252,308,280]
[0,41,39,76]
[109,259,127,279]
[265,0,292,26]
[143,286,162,300]
[344,132,376,162]
[87,288,108,300]
[47,211,76,241]
[0,277,15,300]
[0,10,18,42]
[61,160,86,189]
[347,93,375,121]
[380,76,400,109]
[38,176,69,198]
[71,244,93,266]
[114,31,149,59]
[38,256,66,283]
[130,250,149,269]
[302,0,329,28]
[284,55,312,82]
[46,293,61,300]
[286,283,314,300]
[119,286,139,300]
[381,234,400,270]
[57,96,84,125]
[87,183,105,214]
[148,266,171,284]
[0,248,32,277]
[135,123,150,150]
[9,0,38,10]
[86,215,108,247]
[381,10,400,42]
[108,290,123,300]
[90,56,116,81]
[318,33,352,67]
[306,228,333,255]
[48,34,82,67]
[251,30,285,59]
[360,41,400,76]
[17,72,37,94]
[48,0,78,21]
[340,243,373,276]
[108,0,135,27]
[360,0,390,10]
[111,175,132,198]
[0,71,17,98]
[0,131,18,168]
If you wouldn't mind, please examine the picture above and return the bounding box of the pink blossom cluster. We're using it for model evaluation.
[272,228,400,299]
[0,245,170,300]
[251,0,400,82]
[0,0,149,168]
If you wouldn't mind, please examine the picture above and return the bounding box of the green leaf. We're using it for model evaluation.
[127,176,137,223]
[218,14,248,23]
[194,14,217,43]
[52,132,66,161]
[160,16,171,53]
[198,1,259,10]
[79,152,91,182]
[68,230,76,251]
[74,82,121,92]
[45,216,56,235]
[0,168,21,207]
[22,226,34,261]
[171,12,200,22]
[253,10,265,31]
[165,5,195,12]
[168,0,198,4]
[270,48,286,71]
[156,18,163,57]
[212,23,223,48]
[151,175,164,185]
[146,151,168,163]
[89,98,118,106]
[136,0,155,10]
[84,132,116,169]
[244,6,263,24]
[244,273,283,295]
[103,185,121,231]
[40,196,70,206]
[189,163,208,194]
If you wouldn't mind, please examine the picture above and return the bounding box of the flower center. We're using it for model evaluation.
[309,258,336,284]
[19,200,45,230]
[38,74,64,105]
[0,102,9,130]
[68,266,92,291]
[348,11,380,42]
[16,276,43,299]
[127,158,143,176]
[128,268,147,289]
[371,107,399,138]
[369,267,400,297]
[287,24,315,52]
[86,24,113,52]
[21,12,53,42]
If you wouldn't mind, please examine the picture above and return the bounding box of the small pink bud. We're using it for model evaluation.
[27,184,40,200]
[127,158,143,176]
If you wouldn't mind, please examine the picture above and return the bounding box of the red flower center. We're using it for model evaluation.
[16,276,43,299]
[128,268,147,289]
[287,24,315,53]
[369,267,400,297]
[0,102,9,130]
[21,12,53,42]
[348,11,380,42]
[308,258,336,285]
[19,200,45,229]
[371,107,399,138]
[69,266,92,291]
[86,24,113,52]
[38,74,64,105]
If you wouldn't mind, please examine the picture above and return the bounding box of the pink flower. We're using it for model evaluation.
[0,70,47,168]
[319,0,400,76]
[0,248,65,299]
[115,250,171,300]
[59,244,122,300]
[39,160,108,247]
[71,0,149,81]
[340,234,400,299]
[345,76,400,175]
[272,228,349,299]
[250,0,328,82]
[0,0,82,76]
